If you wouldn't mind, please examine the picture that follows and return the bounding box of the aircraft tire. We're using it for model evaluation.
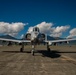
[48,48,50,52]
[20,48,23,52]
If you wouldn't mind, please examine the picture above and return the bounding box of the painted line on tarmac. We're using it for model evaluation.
[61,55,76,64]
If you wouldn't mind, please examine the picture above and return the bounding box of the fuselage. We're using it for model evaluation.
[31,27,39,41]
[25,27,46,44]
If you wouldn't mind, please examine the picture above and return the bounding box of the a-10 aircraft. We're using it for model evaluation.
[0,27,76,55]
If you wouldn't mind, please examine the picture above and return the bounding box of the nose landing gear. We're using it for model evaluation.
[31,49,34,56]
[31,45,35,56]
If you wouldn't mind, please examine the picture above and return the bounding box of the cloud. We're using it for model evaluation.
[27,27,34,33]
[53,26,70,33]
[67,28,76,38]
[37,22,53,34]
[51,26,70,37]
[27,21,70,37]
[0,22,27,36]
[20,34,25,39]
[50,33,62,37]
[27,22,53,34]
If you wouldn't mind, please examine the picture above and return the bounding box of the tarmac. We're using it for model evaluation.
[0,45,76,75]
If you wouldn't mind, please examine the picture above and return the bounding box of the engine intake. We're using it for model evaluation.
[25,33,31,40]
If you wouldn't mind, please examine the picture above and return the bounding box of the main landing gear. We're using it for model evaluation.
[47,42,51,52]
[20,42,24,52]
[20,42,50,55]
[20,42,35,56]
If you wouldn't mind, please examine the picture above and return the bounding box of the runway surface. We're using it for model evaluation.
[0,45,76,75]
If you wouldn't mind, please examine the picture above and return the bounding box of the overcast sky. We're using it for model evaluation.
[0,0,76,38]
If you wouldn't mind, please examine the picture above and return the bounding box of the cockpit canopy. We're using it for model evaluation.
[33,27,39,32]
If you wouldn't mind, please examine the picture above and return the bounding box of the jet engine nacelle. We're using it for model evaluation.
[37,33,46,43]
[25,33,31,40]
[41,34,45,40]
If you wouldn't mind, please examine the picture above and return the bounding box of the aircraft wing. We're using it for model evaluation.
[0,38,31,43]
[45,38,76,43]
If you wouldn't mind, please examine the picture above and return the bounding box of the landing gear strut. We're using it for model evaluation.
[31,49,34,56]
[20,42,24,52]
[31,45,35,56]
[47,42,50,52]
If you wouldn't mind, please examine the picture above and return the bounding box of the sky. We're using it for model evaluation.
[0,0,76,38]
